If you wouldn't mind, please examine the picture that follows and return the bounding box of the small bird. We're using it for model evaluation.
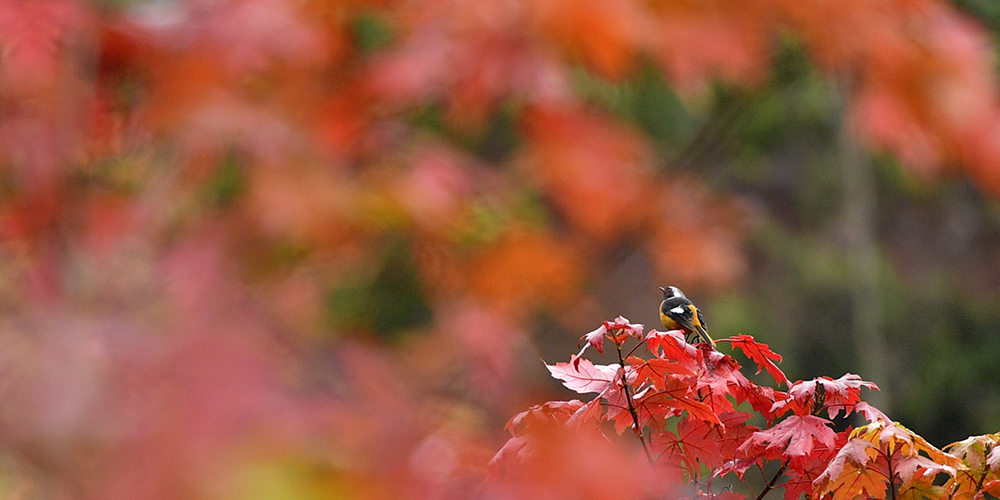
[659,286,715,348]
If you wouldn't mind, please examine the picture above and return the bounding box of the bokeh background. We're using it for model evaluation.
[3,0,1000,498]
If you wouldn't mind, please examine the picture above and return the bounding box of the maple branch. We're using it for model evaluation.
[811,392,826,416]
[886,448,898,500]
[975,469,989,495]
[753,459,789,500]
[616,341,654,464]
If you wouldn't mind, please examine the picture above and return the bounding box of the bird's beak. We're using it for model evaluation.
[659,286,667,294]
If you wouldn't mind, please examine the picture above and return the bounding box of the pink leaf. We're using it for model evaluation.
[578,324,608,358]
[605,316,644,337]
[854,402,891,424]
[546,358,621,395]
[740,415,836,459]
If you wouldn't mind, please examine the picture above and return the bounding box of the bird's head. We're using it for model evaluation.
[659,286,686,299]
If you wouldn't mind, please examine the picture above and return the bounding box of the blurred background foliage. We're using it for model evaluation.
[3,0,1000,498]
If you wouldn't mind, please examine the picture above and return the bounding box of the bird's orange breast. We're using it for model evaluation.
[660,308,682,330]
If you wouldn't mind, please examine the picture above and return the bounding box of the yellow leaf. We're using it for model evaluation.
[897,484,950,500]
[821,462,888,500]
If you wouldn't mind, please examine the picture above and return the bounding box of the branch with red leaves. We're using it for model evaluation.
[488,317,995,500]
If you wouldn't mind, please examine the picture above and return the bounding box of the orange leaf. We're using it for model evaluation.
[469,228,582,317]
[819,461,888,500]
[524,106,656,242]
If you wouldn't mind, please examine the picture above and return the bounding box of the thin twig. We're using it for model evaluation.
[624,337,650,359]
[976,470,989,495]
[754,460,789,500]
[886,448,898,500]
[616,341,654,464]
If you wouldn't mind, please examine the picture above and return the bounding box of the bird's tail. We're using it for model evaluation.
[695,324,716,348]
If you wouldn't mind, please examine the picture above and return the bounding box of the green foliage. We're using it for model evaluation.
[206,153,246,207]
[353,12,395,54]
[325,240,433,341]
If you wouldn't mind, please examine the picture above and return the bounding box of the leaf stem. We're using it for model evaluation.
[976,470,989,495]
[753,459,789,500]
[624,336,650,359]
[616,341,654,464]
[886,448,897,500]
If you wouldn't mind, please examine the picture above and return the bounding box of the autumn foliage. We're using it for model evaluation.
[1,0,1000,498]
[490,319,1000,500]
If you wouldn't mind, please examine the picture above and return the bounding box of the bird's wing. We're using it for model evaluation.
[664,303,697,330]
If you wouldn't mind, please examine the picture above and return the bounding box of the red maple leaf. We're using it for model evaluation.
[605,383,637,434]
[604,315,644,338]
[779,428,850,498]
[565,398,604,429]
[895,454,956,484]
[494,400,589,474]
[650,430,689,482]
[722,334,789,386]
[734,382,786,424]
[713,457,758,481]
[631,356,696,390]
[546,358,622,395]
[854,401,891,424]
[645,329,702,365]
[819,374,879,419]
[504,400,586,435]
[634,377,722,428]
[579,323,607,356]
[740,415,837,466]
[656,422,718,479]
[696,353,751,415]
[575,317,644,360]
[773,374,878,418]
[676,411,757,471]
[772,379,820,417]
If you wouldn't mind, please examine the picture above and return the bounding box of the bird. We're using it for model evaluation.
[659,286,715,348]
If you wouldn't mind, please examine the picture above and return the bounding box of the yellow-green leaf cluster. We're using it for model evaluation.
[944,433,1000,500]
[815,421,962,500]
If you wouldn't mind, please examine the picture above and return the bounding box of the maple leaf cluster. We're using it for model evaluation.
[491,319,1000,500]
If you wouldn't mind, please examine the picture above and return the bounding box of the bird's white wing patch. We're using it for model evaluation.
[670,306,686,315]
